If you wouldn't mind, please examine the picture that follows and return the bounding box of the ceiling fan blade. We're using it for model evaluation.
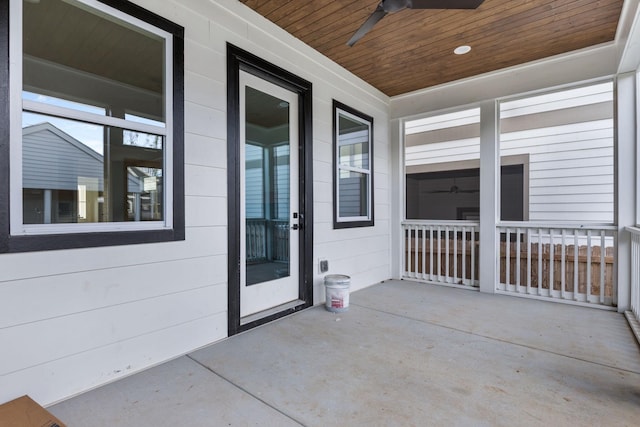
[408,0,484,9]
[347,5,387,47]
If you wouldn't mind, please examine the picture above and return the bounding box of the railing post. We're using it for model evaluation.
[479,101,499,293]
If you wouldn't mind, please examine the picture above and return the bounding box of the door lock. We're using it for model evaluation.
[291,223,303,230]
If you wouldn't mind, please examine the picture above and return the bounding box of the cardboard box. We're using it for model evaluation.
[0,395,66,427]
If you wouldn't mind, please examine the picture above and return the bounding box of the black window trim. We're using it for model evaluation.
[226,43,314,336]
[332,100,374,229]
[0,0,185,253]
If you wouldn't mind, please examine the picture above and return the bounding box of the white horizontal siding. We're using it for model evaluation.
[530,192,613,204]
[531,175,614,186]
[528,212,614,222]
[0,227,226,283]
[1,285,224,375]
[406,95,614,224]
[529,183,612,195]
[186,196,227,227]
[2,313,227,405]
[530,147,613,164]
[1,0,391,407]
[0,255,226,330]
[405,137,480,166]
[500,82,613,118]
[405,108,480,134]
[530,165,613,179]
[502,118,614,223]
[501,121,612,142]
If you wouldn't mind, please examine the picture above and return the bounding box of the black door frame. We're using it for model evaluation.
[227,44,313,336]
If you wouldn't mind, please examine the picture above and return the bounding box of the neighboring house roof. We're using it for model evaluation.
[22,122,152,193]
[22,122,104,191]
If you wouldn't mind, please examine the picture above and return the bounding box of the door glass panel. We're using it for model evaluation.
[245,87,290,286]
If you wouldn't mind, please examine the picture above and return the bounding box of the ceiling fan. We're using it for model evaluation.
[422,178,479,194]
[424,185,479,194]
[347,0,485,47]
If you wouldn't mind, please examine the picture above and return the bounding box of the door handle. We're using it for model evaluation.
[291,223,302,230]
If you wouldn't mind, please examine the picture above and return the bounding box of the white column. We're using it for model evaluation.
[479,101,499,293]
[390,118,403,279]
[617,72,637,312]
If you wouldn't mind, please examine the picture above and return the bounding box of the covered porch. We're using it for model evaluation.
[49,280,640,426]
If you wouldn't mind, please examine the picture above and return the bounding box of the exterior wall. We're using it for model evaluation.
[502,118,614,223]
[404,85,615,224]
[0,0,390,406]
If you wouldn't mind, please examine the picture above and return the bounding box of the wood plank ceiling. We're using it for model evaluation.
[239,0,624,96]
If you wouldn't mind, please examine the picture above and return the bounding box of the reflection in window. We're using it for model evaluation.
[123,130,163,150]
[245,143,264,219]
[333,100,374,228]
[22,0,165,123]
[338,171,368,217]
[22,91,106,115]
[126,167,163,221]
[20,0,167,227]
[22,113,163,224]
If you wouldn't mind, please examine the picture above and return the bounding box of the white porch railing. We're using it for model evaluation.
[246,219,289,263]
[626,227,640,325]
[402,220,479,287]
[497,223,617,307]
[272,220,290,261]
[246,219,267,262]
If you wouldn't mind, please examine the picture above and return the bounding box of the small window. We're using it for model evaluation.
[333,101,374,228]
[1,0,184,252]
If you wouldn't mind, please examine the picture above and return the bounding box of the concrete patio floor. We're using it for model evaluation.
[50,280,640,426]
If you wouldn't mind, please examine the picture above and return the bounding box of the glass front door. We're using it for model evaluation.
[240,71,299,318]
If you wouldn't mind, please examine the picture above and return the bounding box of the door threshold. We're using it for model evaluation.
[240,299,306,326]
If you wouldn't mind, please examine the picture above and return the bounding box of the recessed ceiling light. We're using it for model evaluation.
[454,45,472,55]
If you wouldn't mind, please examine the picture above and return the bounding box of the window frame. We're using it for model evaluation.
[332,100,374,229]
[0,0,185,253]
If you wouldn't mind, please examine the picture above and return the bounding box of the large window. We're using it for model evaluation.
[1,0,184,252]
[333,101,374,228]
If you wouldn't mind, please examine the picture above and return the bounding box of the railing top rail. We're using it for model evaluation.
[625,226,640,235]
[403,220,616,230]
[402,220,480,227]
[498,221,617,231]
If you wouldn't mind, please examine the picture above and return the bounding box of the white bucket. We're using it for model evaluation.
[324,274,351,312]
